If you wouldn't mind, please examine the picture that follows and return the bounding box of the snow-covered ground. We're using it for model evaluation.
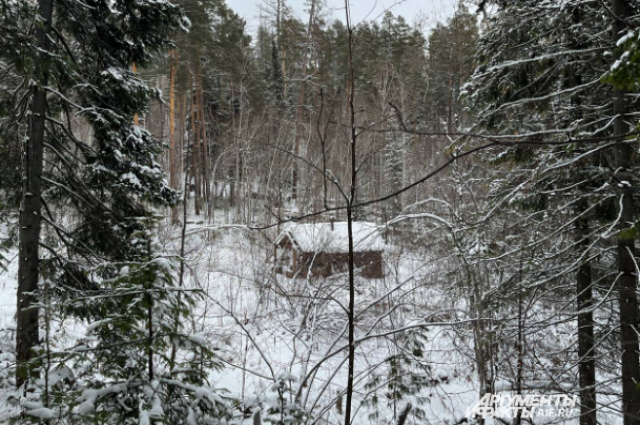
[0,217,625,424]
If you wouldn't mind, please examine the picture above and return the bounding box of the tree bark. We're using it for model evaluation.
[514,292,524,425]
[189,73,201,216]
[196,74,211,221]
[576,222,596,425]
[169,50,178,224]
[291,0,315,203]
[470,271,488,425]
[17,0,54,389]
[344,3,356,423]
[612,1,640,424]
[568,6,597,422]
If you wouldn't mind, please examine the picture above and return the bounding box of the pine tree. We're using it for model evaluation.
[466,1,640,423]
[269,39,286,110]
[0,0,238,420]
[427,5,477,133]
[610,1,640,423]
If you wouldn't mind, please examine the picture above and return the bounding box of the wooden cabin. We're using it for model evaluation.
[274,222,385,279]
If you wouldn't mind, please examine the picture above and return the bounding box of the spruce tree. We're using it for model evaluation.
[466,1,640,423]
[54,236,232,424]
[0,0,235,420]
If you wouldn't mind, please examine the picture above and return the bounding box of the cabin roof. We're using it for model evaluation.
[276,222,385,254]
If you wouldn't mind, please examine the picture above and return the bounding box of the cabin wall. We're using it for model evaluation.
[276,234,384,279]
[296,251,384,279]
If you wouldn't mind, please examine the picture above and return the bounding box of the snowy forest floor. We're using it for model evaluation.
[0,214,626,424]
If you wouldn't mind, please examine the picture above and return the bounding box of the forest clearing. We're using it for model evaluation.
[1,0,640,423]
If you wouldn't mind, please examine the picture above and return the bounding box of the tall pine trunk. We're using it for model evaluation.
[180,91,186,193]
[612,1,640,423]
[189,73,201,216]
[291,0,315,203]
[17,0,54,389]
[169,50,178,224]
[196,73,210,221]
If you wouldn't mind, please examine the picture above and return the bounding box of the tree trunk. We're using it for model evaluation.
[196,73,210,221]
[470,274,488,425]
[169,50,178,224]
[576,219,596,425]
[17,0,54,389]
[179,91,186,200]
[231,83,240,211]
[396,404,412,425]
[612,1,640,424]
[514,293,524,425]
[291,0,315,203]
[344,6,356,423]
[189,73,201,216]
[568,6,597,421]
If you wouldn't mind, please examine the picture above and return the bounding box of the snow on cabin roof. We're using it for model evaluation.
[276,222,385,254]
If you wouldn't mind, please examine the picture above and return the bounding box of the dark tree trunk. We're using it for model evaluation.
[16,0,54,389]
[612,1,640,424]
[345,201,355,425]
[344,6,356,424]
[514,292,524,425]
[569,6,596,422]
[396,403,412,425]
[196,74,211,221]
[576,206,596,425]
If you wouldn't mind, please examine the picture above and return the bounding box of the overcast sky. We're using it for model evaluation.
[233,0,459,34]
